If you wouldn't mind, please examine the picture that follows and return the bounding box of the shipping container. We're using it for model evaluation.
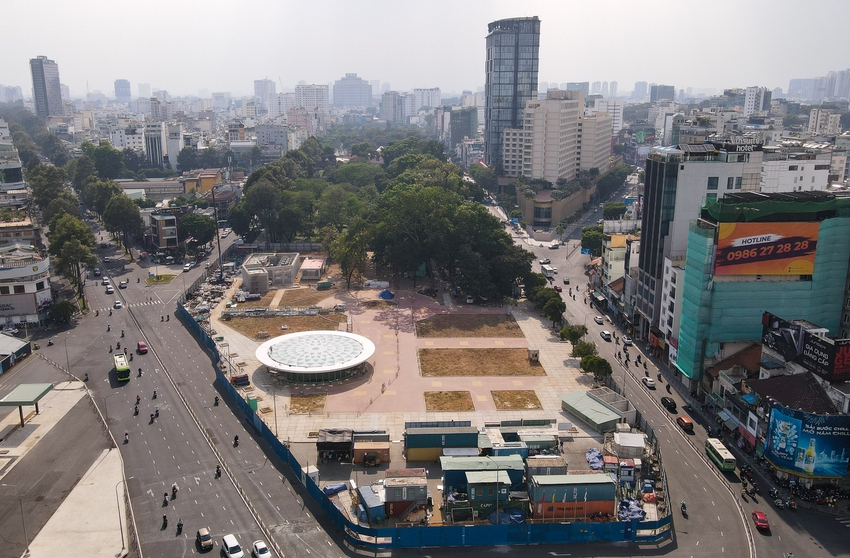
[526,456,568,478]
[405,447,443,462]
[404,427,479,449]
[353,430,390,443]
[531,498,615,520]
[491,441,529,459]
[353,442,390,466]
[385,468,427,478]
[440,455,525,492]
[529,473,617,503]
[357,484,386,523]
[385,500,416,517]
[384,476,428,502]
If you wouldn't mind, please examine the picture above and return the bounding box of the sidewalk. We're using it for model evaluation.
[26,449,129,558]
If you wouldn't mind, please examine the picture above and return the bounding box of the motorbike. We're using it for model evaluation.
[234,435,239,447]
[214,396,220,406]
[162,514,168,527]
[129,353,133,361]
[155,408,160,418]
[116,341,121,350]
[153,389,157,399]
[121,330,125,338]
[138,368,142,377]
[109,346,113,353]
[134,405,139,416]
[137,278,140,283]
[215,465,221,478]
[84,372,89,382]
[136,395,140,405]
[109,309,112,316]
[770,488,779,499]
[666,384,672,393]
[162,494,168,506]
[787,498,797,510]
[172,485,178,499]
[644,369,649,377]
[95,310,99,317]
[176,520,183,535]
[680,502,688,518]
[643,361,647,370]
[774,498,786,509]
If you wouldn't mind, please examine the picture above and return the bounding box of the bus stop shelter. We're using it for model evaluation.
[0,383,53,427]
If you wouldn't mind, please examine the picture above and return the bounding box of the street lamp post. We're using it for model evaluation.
[115,477,133,551]
[261,384,278,437]
[2,483,29,555]
[63,334,74,376]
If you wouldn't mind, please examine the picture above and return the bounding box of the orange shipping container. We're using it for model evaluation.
[531,499,615,520]
[353,442,391,466]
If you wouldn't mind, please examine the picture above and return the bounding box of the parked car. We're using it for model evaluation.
[196,527,214,551]
[252,540,271,557]
[661,397,677,413]
[183,263,192,272]
[751,510,770,531]
[137,341,148,354]
[539,258,551,265]
[594,316,604,325]
[600,331,612,341]
[3,326,19,335]
[466,295,474,304]
[622,335,633,346]
[222,534,244,558]
[642,377,656,389]
[676,416,694,432]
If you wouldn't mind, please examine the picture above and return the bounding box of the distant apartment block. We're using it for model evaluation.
[114,79,131,104]
[808,108,842,135]
[333,74,372,108]
[294,84,329,112]
[30,56,63,118]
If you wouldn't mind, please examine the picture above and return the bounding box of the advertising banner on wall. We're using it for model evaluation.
[762,312,850,382]
[714,222,819,276]
[764,404,850,478]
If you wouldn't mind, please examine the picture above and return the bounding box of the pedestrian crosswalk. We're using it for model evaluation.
[836,516,850,527]
[95,301,160,312]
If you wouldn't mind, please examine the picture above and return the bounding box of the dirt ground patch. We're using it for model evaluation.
[236,287,336,309]
[360,300,396,310]
[237,290,277,308]
[491,390,543,410]
[416,314,523,338]
[224,314,347,338]
[289,394,326,414]
[419,348,546,377]
[424,391,475,411]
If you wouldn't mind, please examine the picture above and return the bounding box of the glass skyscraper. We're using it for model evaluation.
[484,16,540,170]
[30,56,63,118]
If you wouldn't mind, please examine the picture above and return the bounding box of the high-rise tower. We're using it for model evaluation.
[484,16,540,170]
[30,56,63,118]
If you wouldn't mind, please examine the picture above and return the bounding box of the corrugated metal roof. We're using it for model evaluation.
[531,473,615,486]
[465,470,511,484]
[407,427,478,435]
[558,391,621,423]
[439,455,525,471]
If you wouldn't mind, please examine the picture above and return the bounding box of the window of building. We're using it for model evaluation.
[727,177,735,189]
[36,281,45,290]
[13,285,24,294]
[815,164,830,170]
[788,165,798,171]
[707,193,717,201]
[735,177,742,189]
[707,177,718,190]
[0,286,8,295]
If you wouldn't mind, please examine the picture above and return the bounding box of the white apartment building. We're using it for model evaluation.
[520,91,581,184]
[110,126,146,153]
[144,122,167,168]
[760,143,832,193]
[501,128,524,178]
[0,245,52,326]
[577,111,612,174]
[743,86,771,117]
[294,84,329,112]
[658,258,685,363]
[268,92,296,120]
[590,99,624,134]
[808,108,841,135]
[413,88,441,111]
[242,99,257,119]
[166,124,186,169]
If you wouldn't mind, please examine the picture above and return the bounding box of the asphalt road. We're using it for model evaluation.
[81,231,348,558]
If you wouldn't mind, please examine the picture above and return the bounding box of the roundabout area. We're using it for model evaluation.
[254,330,376,383]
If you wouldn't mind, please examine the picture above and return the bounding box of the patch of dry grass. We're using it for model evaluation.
[419,348,546,377]
[416,314,523,338]
[424,391,475,411]
[289,394,326,414]
[236,290,278,308]
[225,314,347,337]
[491,390,542,410]
[360,300,396,310]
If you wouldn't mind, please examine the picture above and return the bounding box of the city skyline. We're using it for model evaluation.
[2,0,850,99]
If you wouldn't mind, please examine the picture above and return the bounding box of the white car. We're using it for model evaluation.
[222,534,244,558]
[593,316,604,325]
[465,295,474,304]
[642,377,656,389]
[105,286,114,294]
[539,258,550,265]
[622,335,633,346]
[113,300,123,309]
[252,540,271,557]
[183,263,192,272]
[600,330,612,341]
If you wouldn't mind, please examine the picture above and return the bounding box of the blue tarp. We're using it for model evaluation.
[585,448,603,470]
[617,498,646,521]
[322,482,348,496]
[488,509,526,525]
[378,289,395,300]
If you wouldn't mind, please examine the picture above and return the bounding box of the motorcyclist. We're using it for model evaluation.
[215,464,221,477]
[138,368,142,377]
[109,345,113,353]
[177,518,183,532]
[153,388,157,399]
[124,432,129,443]
[121,329,125,338]
[136,394,141,405]
[166,315,169,321]
[234,435,239,446]
[681,501,686,512]
[162,514,168,527]
[116,341,121,350]
[155,407,159,418]
[214,395,220,405]
[134,405,138,415]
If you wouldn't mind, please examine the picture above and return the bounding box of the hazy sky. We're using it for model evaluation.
[3,0,849,99]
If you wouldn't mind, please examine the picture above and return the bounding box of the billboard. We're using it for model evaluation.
[764,404,850,478]
[762,312,850,382]
[714,222,819,276]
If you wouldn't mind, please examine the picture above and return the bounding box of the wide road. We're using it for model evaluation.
[86,229,348,557]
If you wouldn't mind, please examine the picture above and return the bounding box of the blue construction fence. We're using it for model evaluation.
[178,303,672,549]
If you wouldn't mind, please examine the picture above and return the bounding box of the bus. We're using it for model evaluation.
[705,437,736,472]
[541,264,557,278]
[113,353,130,382]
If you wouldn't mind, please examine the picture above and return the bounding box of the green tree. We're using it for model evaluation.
[782,114,802,127]
[603,202,626,220]
[523,272,548,300]
[28,164,67,210]
[580,355,613,382]
[134,198,157,209]
[102,195,143,256]
[123,148,147,174]
[244,179,281,247]
[350,141,377,159]
[47,214,96,302]
[178,213,217,247]
[581,225,604,256]
[91,142,126,179]
[71,155,98,191]
[44,196,80,226]
[82,179,123,215]
[543,297,566,326]
[227,203,253,238]
[48,300,77,324]
[559,324,588,345]
[533,287,561,309]
[315,183,363,232]
[328,162,388,190]
[330,219,372,288]
[571,340,598,358]
[467,163,497,192]
[177,147,200,172]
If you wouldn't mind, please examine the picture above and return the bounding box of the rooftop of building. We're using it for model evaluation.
[0,216,32,228]
[744,371,838,415]
[243,252,299,268]
[0,244,42,265]
[705,344,762,379]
